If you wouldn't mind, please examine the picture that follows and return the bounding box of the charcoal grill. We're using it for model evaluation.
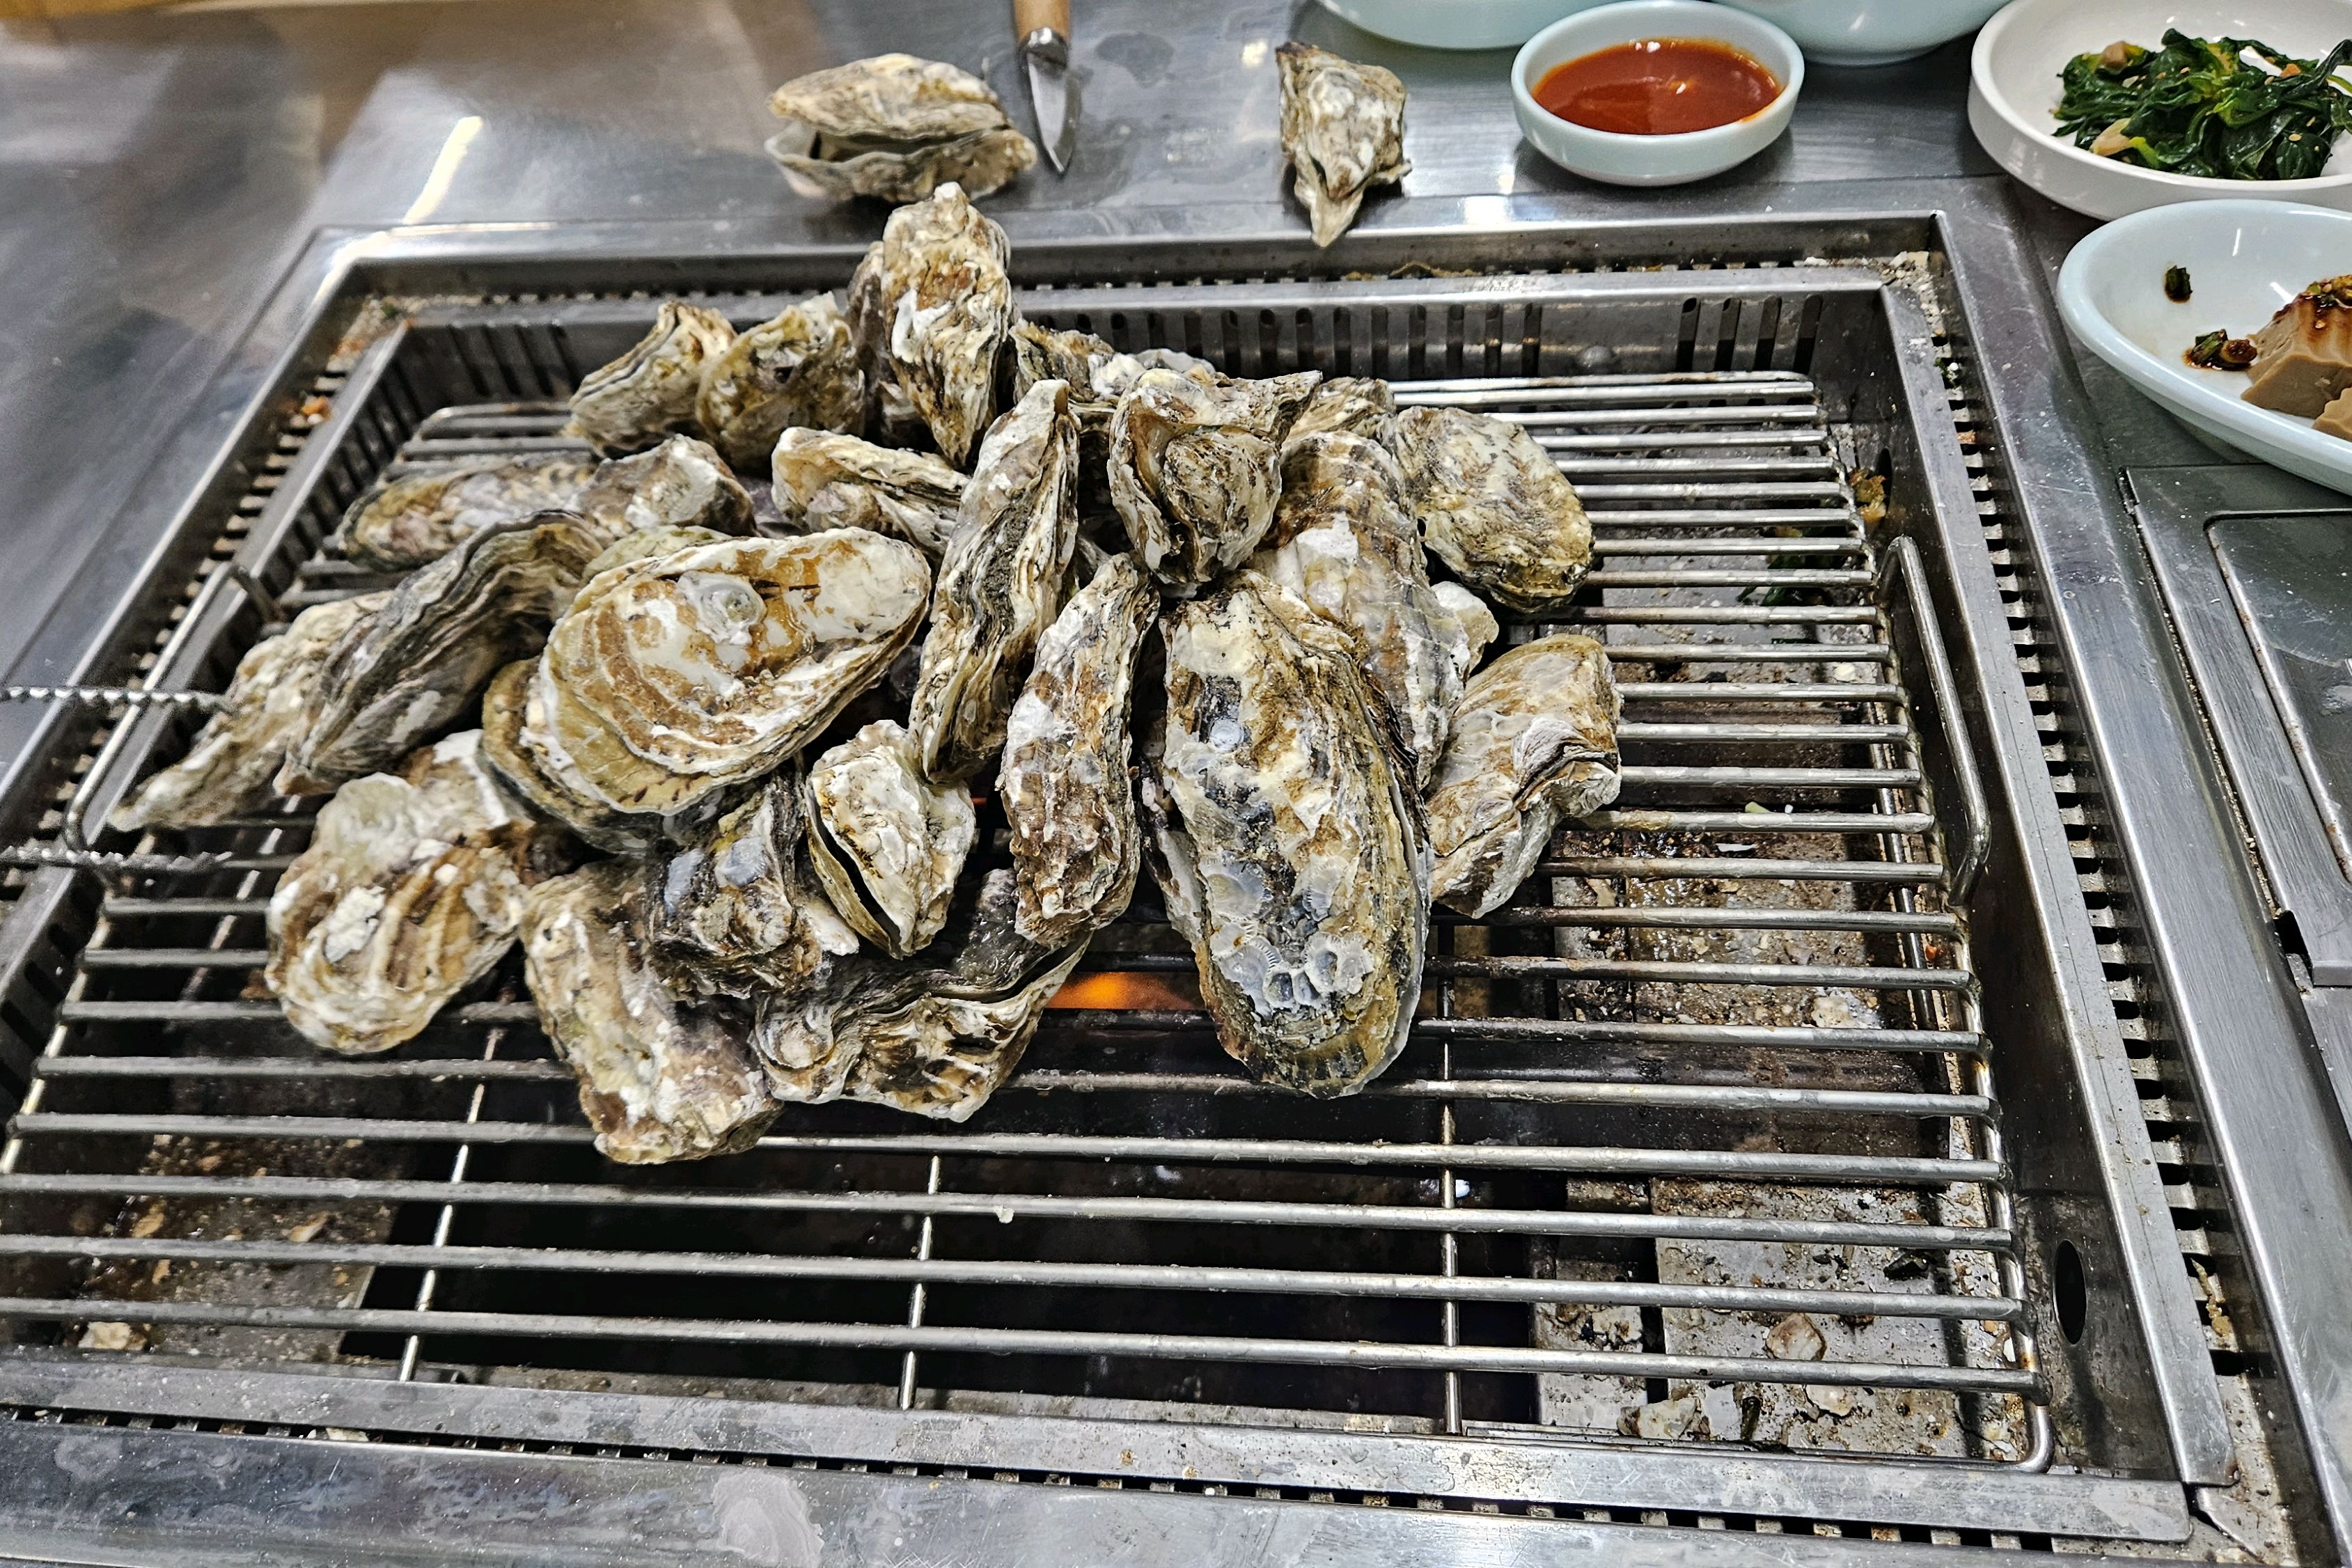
[0,218,2271,1561]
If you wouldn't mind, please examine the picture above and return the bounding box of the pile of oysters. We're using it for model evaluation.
[111,182,1622,1165]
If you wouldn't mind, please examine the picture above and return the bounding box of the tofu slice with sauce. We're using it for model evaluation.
[2244,277,2352,417]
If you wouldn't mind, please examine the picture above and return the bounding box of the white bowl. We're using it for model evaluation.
[2058,199,2352,496]
[1510,0,1804,186]
[1712,0,2008,65]
[1315,0,1617,49]
[1971,0,2352,221]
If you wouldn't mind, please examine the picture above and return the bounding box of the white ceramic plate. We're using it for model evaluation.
[1313,0,1615,49]
[1713,0,2008,65]
[2058,199,2352,494]
[1971,0,2352,220]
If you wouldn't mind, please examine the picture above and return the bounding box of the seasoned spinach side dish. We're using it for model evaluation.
[2056,31,2352,181]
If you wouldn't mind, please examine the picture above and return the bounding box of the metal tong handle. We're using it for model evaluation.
[1882,535,1991,907]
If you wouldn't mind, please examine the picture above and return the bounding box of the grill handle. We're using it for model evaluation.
[1883,535,1990,906]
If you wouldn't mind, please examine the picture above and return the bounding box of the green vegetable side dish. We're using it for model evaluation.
[2055,31,2352,182]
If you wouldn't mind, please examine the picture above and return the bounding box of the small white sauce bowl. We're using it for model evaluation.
[1511,0,1805,187]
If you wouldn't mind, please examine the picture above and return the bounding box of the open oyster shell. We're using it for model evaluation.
[1150,572,1430,1097]
[769,428,964,558]
[280,513,604,796]
[1108,366,1320,588]
[694,295,862,471]
[1277,42,1410,249]
[1429,633,1622,916]
[905,378,1080,782]
[804,719,975,959]
[646,768,859,998]
[110,592,388,833]
[1394,405,1592,613]
[333,454,597,573]
[522,859,776,1165]
[266,731,569,1056]
[574,434,754,544]
[766,54,1037,205]
[1001,551,1157,948]
[845,181,1014,466]
[566,303,737,457]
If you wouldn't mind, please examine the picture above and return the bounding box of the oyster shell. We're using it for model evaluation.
[766,54,1037,205]
[280,513,604,796]
[1009,322,1220,528]
[1001,551,1157,948]
[1277,42,1410,248]
[566,303,737,457]
[110,592,389,833]
[769,428,964,558]
[517,529,932,830]
[266,731,567,1056]
[845,181,1014,466]
[1108,366,1320,587]
[804,720,975,959]
[334,454,597,573]
[579,524,728,580]
[1427,632,1622,917]
[479,659,666,856]
[522,860,776,1165]
[1394,405,1593,613]
[646,768,860,998]
[1283,375,1397,452]
[574,434,754,544]
[1150,572,1429,1097]
[1431,581,1499,684]
[694,294,862,471]
[905,378,1081,781]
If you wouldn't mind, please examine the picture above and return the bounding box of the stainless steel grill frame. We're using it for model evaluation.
[0,223,2236,1553]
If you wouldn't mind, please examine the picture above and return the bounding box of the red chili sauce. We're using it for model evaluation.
[1534,38,1782,136]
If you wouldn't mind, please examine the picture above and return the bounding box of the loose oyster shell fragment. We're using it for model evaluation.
[1427,633,1622,917]
[574,434,754,544]
[523,860,776,1165]
[1277,42,1410,248]
[334,454,597,572]
[766,54,1037,205]
[1395,405,1592,613]
[769,427,964,558]
[566,302,737,457]
[1108,366,1320,587]
[845,181,1014,466]
[1001,552,1157,948]
[694,294,862,471]
[906,378,1081,782]
[647,768,859,998]
[266,731,567,1056]
[804,720,975,959]
[1151,573,1430,1097]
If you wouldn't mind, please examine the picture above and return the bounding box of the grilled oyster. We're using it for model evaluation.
[804,720,975,959]
[333,454,597,572]
[517,530,932,831]
[574,434,754,544]
[845,181,1014,466]
[767,54,1037,205]
[279,513,604,796]
[567,303,737,457]
[645,768,859,997]
[1151,572,1429,1097]
[110,592,388,833]
[769,428,964,558]
[1431,581,1498,684]
[266,731,567,1056]
[1254,432,1464,787]
[694,295,862,471]
[522,860,776,1165]
[1427,632,1622,917]
[1283,375,1397,452]
[1276,42,1410,248]
[905,379,1080,781]
[1001,552,1157,947]
[1394,405,1592,613]
[1108,367,1320,587]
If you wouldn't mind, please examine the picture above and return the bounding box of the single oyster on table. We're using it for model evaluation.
[266,731,568,1056]
[333,454,597,572]
[1150,572,1429,1097]
[1277,42,1410,249]
[804,720,975,959]
[905,378,1080,782]
[845,180,1014,465]
[522,859,776,1165]
[574,434,754,544]
[1427,632,1622,917]
[1108,366,1320,587]
[694,294,862,471]
[1394,405,1592,613]
[109,592,388,833]
[769,428,964,558]
[565,302,737,457]
[766,54,1037,205]
[1001,552,1157,948]
[279,513,604,796]
[646,769,859,997]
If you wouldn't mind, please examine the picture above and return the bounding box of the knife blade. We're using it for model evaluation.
[1014,0,1076,173]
